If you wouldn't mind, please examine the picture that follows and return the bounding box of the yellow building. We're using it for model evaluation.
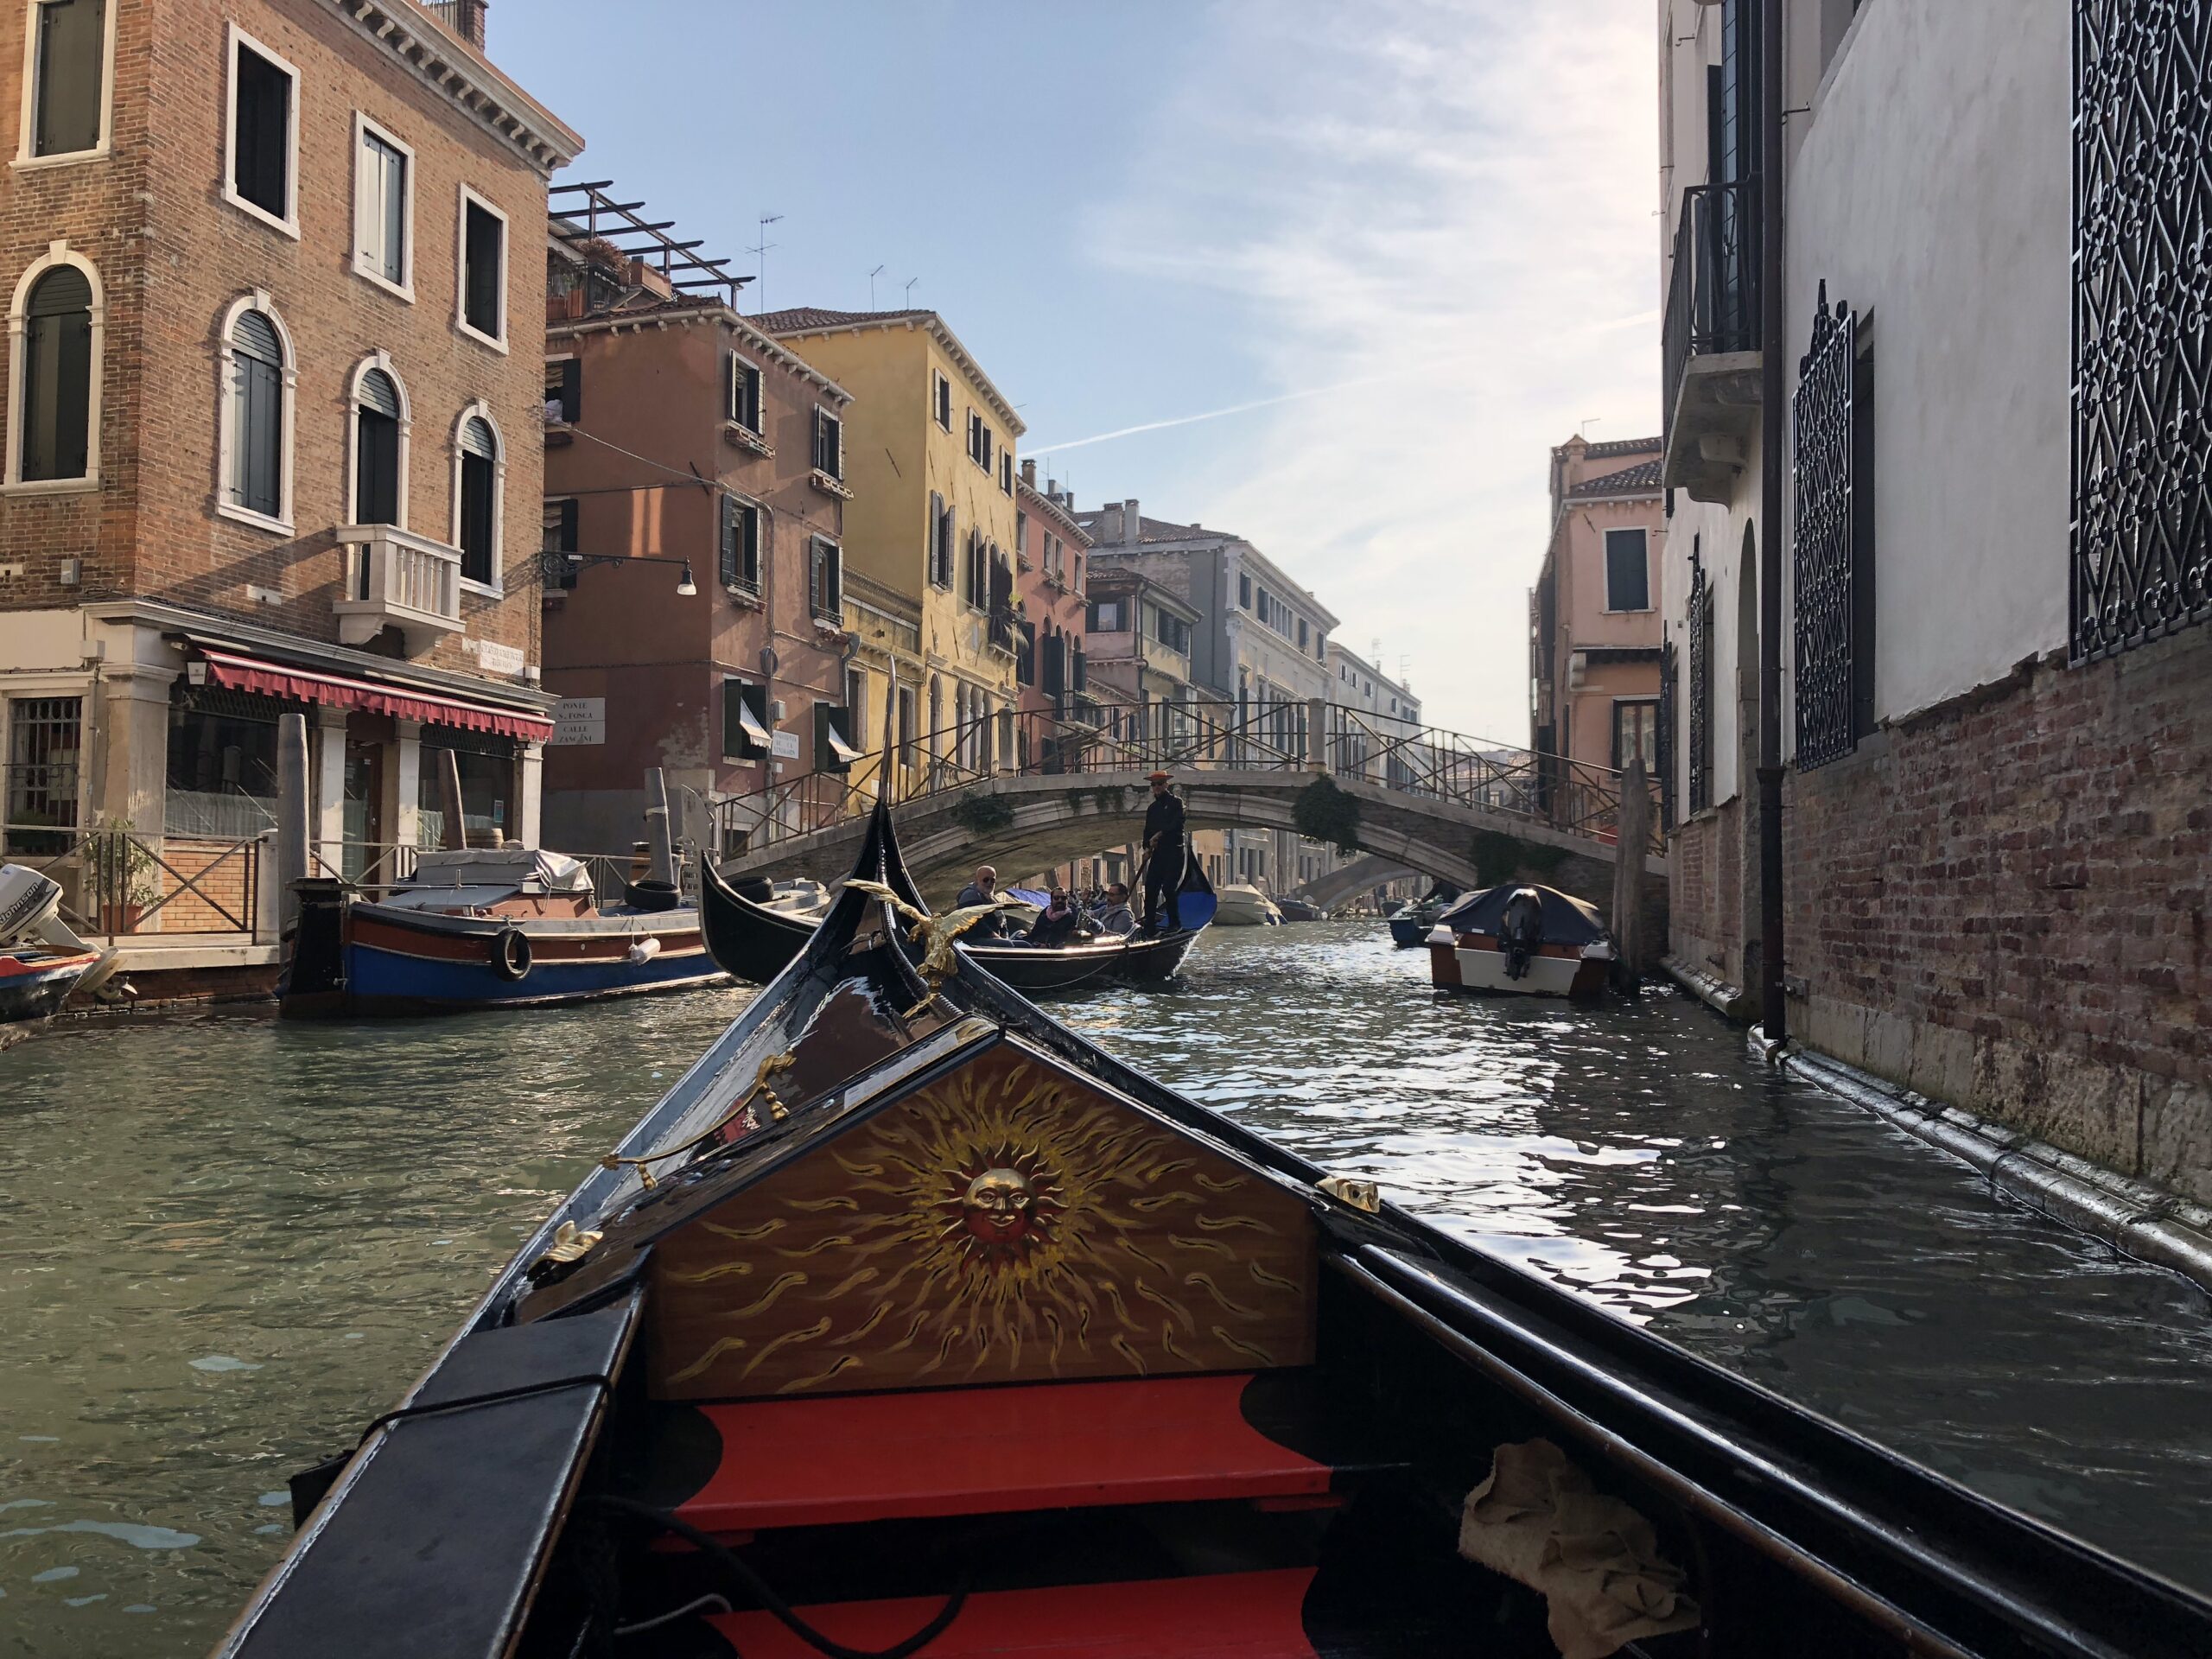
[758,308,1024,786]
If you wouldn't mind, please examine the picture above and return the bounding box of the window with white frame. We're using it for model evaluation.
[810,536,842,620]
[224,27,296,235]
[457,188,507,347]
[811,406,842,479]
[727,353,763,430]
[219,297,290,525]
[22,0,111,162]
[454,409,500,587]
[967,409,991,470]
[10,254,98,486]
[352,114,411,296]
[932,370,952,430]
[720,493,760,592]
[929,492,953,588]
[1605,526,1651,611]
[350,360,405,526]
[998,451,1014,495]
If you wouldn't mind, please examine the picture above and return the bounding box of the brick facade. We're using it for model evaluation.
[540,288,850,852]
[0,0,577,898]
[1778,626,2212,1203]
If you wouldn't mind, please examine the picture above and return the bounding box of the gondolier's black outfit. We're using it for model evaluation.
[1141,789,1187,932]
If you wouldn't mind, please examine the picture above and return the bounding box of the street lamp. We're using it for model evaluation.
[538,550,698,595]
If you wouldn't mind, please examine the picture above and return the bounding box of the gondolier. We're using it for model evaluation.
[1141,771,1187,933]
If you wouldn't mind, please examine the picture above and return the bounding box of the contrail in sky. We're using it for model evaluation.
[1026,376,1395,456]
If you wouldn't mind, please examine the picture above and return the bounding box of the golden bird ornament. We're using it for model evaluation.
[845,879,1018,1004]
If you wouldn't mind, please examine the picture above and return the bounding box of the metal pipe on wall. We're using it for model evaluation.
[1757,0,1788,1045]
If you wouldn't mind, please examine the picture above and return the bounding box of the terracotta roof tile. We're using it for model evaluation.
[1567,458,1663,499]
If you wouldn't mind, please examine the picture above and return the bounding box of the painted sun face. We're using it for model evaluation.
[962,1168,1036,1243]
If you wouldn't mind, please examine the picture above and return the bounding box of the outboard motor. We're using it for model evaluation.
[0,862,123,998]
[1497,887,1546,981]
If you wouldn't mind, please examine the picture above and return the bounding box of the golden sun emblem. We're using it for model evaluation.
[949,1157,1061,1263]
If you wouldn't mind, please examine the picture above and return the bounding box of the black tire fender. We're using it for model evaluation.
[491,926,532,982]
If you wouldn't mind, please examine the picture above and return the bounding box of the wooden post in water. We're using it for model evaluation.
[276,712,309,935]
[643,766,676,886]
[436,749,467,850]
[1611,754,1650,988]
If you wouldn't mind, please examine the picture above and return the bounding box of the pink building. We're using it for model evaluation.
[1529,435,1665,773]
[1012,461,1093,749]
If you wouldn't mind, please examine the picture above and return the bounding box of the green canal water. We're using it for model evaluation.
[3,920,2210,1655]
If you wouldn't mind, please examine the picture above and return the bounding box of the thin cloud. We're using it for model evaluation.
[1027,362,1463,456]
[1084,0,1659,738]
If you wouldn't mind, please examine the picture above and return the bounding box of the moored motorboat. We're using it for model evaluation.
[0,864,119,1048]
[1427,883,1614,998]
[1276,895,1324,922]
[1213,880,1284,925]
[698,856,1211,994]
[219,800,2212,1659]
[1386,887,1460,948]
[280,847,723,1018]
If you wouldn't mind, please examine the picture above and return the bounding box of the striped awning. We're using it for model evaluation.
[194,648,554,741]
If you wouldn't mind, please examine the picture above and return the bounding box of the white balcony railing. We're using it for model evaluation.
[334,524,464,654]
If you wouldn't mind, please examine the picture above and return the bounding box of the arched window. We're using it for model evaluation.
[219,295,292,525]
[348,359,406,526]
[452,406,501,588]
[17,264,91,481]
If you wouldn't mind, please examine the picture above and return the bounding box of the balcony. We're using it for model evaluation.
[1662,180,1762,505]
[334,525,463,654]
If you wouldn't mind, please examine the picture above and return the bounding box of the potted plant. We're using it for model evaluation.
[85,817,161,935]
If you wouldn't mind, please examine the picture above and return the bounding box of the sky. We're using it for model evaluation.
[497,0,1662,742]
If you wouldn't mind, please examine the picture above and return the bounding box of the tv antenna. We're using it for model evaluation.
[1578,416,1602,440]
[868,264,885,308]
[902,276,919,306]
[747,213,783,313]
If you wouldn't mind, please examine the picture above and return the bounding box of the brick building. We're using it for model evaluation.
[538,185,852,855]
[1529,434,1662,773]
[1656,0,2209,1200]
[0,0,577,906]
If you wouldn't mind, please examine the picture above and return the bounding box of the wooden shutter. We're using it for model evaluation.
[560,358,582,424]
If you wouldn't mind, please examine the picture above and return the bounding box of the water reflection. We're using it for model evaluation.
[3,926,2209,1655]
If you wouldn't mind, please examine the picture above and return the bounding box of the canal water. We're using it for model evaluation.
[3,920,2209,1656]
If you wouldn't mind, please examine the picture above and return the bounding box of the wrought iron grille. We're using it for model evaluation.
[1657,636,1678,830]
[2072,0,2212,662]
[1793,284,1859,769]
[1687,551,1711,815]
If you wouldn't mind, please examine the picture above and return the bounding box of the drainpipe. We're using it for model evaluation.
[1757,0,1787,1045]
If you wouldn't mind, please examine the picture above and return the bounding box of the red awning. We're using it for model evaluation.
[197,648,555,741]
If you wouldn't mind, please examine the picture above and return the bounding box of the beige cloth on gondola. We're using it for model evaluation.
[1458,1439,1700,1659]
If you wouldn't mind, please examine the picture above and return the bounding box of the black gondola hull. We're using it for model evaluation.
[220,799,2212,1659]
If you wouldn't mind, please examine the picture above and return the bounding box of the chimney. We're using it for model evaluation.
[1046,476,1058,498]
[437,0,490,48]
[1020,458,1037,488]
[1122,498,1140,543]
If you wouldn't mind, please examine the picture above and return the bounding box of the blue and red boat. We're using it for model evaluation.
[280,847,721,1018]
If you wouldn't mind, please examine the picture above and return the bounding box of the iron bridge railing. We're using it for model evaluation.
[709,698,1661,868]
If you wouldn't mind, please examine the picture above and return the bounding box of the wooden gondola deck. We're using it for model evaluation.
[217,802,2212,1659]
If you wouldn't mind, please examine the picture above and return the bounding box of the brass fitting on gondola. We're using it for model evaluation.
[1315,1175,1382,1214]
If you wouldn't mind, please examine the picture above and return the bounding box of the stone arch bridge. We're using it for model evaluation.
[711,699,1666,931]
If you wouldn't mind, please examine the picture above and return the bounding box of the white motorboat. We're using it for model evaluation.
[1212,882,1284,926]
[0,864,121,1047]
[1427,883,1614,998]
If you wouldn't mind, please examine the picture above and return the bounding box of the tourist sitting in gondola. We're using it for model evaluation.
[953,863,1008,940]
[1022,888,1089,948]
[1093,882,1137,938]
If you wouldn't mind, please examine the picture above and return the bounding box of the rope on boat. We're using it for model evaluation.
[592,1495,969,1659]
[600,1051,798,1189]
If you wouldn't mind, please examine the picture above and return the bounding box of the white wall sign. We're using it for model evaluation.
[550,696,606,747]
[771,730,801,760]
[465,637,527,677]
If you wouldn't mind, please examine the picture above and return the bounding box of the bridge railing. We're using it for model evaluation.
[710,697,1660,864]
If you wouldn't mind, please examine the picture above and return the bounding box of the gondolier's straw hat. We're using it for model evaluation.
[1147,770,1172,783]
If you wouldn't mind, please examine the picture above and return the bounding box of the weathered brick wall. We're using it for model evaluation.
[1783,625,2211,1203]
[1669,798,1745,988]
[0,2,552,677]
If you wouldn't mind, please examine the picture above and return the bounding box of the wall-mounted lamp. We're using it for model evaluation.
[539,549,699,595]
